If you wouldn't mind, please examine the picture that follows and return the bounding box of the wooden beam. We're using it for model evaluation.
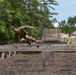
[1,52,6,59]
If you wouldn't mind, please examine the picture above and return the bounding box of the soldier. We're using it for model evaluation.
[13,25,34,45]
[13,27,21,43]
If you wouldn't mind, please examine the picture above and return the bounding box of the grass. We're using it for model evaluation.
[71,38,76,44]
[60,38,76,44]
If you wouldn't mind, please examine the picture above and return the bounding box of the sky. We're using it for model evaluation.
[53,0,76,22]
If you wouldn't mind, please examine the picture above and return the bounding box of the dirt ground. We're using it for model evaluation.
[0,51,76,75]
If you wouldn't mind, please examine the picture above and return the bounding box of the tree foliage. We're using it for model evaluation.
[0,0,58,44]
[58,16,76,35]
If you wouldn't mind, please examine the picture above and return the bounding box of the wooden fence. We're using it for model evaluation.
[0,44,76,69]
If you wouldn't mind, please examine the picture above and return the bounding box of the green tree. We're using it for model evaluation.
[0,0,58,44]
[58,16,76,35]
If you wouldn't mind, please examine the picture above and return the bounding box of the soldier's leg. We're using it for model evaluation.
[26,38,31,45]
[14,34,18,43]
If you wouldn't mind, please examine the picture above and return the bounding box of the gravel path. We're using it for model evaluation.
[0,52,76,75]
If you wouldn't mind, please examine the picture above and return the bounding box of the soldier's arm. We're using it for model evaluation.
[18,26,34,30]
[23,29,28,34]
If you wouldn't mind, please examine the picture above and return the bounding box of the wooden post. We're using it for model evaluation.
[42,51,50,69]
[50,52,54,59]
[1,52,6,59]
[42,51,46,69]
[9,51,12,57]
[46,51,50,61]
[13,51,17,55]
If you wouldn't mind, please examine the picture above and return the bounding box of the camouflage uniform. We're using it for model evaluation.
[13,26,34,45]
